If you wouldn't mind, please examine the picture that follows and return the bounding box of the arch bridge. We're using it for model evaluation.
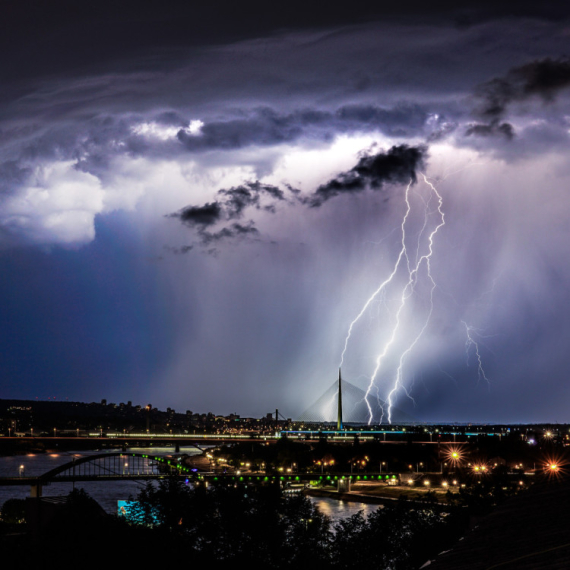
[0,452,200,497]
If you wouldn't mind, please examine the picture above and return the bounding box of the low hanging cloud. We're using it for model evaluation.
[476,57,570,120]
[200,221,259,246]
[308,144,427,207]
[170,144,427,248]
[168,181,286,246]
[465,120,514,139]
[466,57,570,140]
[176,202,223,227]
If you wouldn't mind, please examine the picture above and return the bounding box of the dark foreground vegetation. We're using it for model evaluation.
[0,480,469,570]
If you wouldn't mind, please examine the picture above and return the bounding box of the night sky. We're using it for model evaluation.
[2,1,570,422]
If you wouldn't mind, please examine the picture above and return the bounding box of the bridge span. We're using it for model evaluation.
[0,427,491,450]
[0,453,193,497]
[0,451,405,496]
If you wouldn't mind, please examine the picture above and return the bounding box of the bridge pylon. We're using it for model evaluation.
[337,368,343,431]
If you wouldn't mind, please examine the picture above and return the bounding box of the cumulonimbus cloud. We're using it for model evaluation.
[169,144,427,248]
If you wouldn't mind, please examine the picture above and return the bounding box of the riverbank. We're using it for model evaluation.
[304,486,452,512]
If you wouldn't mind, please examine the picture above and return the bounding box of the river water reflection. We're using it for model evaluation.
[0,448,379,522]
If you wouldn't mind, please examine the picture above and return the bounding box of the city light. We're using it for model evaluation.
[444,446,465,467]
[542,456,566,479]
[472,463,489,475]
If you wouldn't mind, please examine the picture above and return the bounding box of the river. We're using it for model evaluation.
[0,448,379,524]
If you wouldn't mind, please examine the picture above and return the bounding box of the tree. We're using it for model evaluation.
[125,477,193,530]
[124,479,332,567]
[1,499,26,524]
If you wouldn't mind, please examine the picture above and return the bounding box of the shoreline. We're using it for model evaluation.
[304,487,450,512]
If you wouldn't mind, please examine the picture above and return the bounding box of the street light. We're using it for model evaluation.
[445,446,464,467]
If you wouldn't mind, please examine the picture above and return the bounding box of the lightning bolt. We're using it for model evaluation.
[339,180,414,368]
[339,174,445,424]
[371,174,445,424]
[462,321,491,385]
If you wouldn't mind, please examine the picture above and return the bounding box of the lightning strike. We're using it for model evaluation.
[374,174,445,423]
[462,321,491,385]
[340,174,446,424]
[339,180,414,368]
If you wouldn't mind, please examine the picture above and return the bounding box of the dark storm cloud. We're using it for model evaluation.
[219,181,286,217]
[177,105,429,152]
[169,182,285,247]
[3,0,567,84]
[5,19,570,204]
[475,57,570,120]
[173,182,285,228]
[461,57,570,142]
[176,202,223,228]
[200,221,259,245]
[170,145,427,247]
[0,103,430,198]
[309,145,427,207]
[465,120,514,139]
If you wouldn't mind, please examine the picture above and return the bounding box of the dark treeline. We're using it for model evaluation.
[0,480,467,570]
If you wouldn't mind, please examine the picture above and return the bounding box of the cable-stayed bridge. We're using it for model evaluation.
[296,378,416,424]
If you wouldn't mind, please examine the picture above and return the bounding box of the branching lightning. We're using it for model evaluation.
[340,174,446,424]
[339,180,414,369]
